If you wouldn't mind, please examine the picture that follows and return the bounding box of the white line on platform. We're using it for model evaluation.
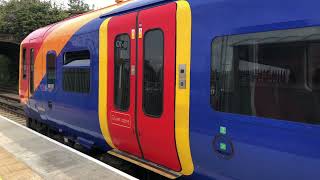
[0,114,138,180]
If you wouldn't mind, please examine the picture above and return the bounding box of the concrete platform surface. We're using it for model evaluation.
[0,146,42,180]
[0,115,137,180]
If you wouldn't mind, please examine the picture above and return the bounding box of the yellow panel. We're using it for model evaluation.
[175,0,194,175]
[98,18,115,148]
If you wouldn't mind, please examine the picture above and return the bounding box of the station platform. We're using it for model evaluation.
[0,114,137,180]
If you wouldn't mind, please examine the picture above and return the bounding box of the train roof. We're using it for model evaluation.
[100,0,174,18]
[21,0,175,44]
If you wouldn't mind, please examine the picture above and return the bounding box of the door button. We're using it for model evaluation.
[179,64,186,89]
[212,134,234,159]
[179,64,186,78]
[179,80,186,89]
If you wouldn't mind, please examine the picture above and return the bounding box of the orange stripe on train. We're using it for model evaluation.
[20,0,135,101]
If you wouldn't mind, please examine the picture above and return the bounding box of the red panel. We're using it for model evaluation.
[107,12,142,157]
[20,36,45,101]
[136,3,181,171]
[19,45,29,102]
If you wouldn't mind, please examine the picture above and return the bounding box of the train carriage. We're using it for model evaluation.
[19,0,320,179]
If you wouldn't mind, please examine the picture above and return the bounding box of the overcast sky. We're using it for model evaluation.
[53,0,116,9]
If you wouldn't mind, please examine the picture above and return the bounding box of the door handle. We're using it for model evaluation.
[48,101,53,109]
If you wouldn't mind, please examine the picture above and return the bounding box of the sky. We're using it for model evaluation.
[53,0,116,9]
[82,0,116,9]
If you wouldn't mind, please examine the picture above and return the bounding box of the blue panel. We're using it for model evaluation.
[100,0,175,18]
[188,0,320,179]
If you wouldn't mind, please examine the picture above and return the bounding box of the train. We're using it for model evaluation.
[19,0,320,179]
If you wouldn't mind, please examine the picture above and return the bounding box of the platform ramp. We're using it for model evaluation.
[0,115,137,180]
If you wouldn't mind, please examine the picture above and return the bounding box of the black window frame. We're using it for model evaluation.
[113,33,131,111]
[210,26,320,124]
[46,51,57,90]
[22,48,27,79]
[30,48,34,94]
[142,28,165,118]
[62,49,91,94]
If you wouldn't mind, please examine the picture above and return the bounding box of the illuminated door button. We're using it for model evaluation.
[212,134,234,159]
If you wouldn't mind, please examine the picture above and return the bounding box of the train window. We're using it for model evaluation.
[63,68,90,93]
[30,49,34,94]
[114,34,130,111]
[47,52,56,89]
[307,43,320,90]
[22,48,27,79]
[63,50,91,93]
[143,29,164,117]
[211,27,320,124]
[64,50,90,65]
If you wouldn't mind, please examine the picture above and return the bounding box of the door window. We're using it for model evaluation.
[30,48,34,94]
[143,29,164,117]
[22,48,27,79]
[114,34,131,111]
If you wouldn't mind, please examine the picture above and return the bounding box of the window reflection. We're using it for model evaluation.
[211,27,320,124]
[143,29,164,117]
[114,34,130,111]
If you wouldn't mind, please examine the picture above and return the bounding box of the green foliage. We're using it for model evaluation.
[67,0,90,16]
[0,0,92,41]
[0,0,69,40]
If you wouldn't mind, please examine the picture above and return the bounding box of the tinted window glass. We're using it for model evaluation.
[308,43,320,90]
[143,29,164,117]
[114,34,130,111]
[64,50,90,65]
[22,48,27,79]
[63,50,91,94]
[47,52,56,89]
[63,68,90,93]
[30,49,34,94]
[211,27,320,124]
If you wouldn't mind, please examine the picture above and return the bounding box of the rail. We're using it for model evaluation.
[0,88,25,126]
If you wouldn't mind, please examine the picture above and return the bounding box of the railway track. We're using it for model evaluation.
[0,86,18,94]
[0,89,25,125]
[0,108,26,126]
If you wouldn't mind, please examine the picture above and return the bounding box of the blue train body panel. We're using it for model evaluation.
[188,0,320,179]
[21,0,320,179]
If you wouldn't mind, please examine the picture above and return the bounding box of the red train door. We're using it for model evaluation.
[136,4,180,171]
[20,47,29,102]
[107,12,142,158]
[107,3,180,171]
